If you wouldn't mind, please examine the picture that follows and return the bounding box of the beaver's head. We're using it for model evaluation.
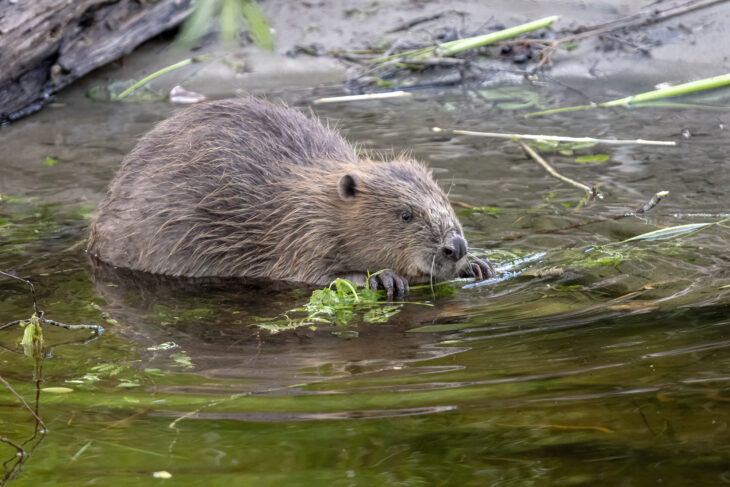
[335,158,473,283]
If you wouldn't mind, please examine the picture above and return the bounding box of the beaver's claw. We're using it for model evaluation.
[369,270,409,300]
[461,258,496,281]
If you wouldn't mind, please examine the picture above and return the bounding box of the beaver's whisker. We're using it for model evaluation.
[430,253,436,298]
[446,176,455,197]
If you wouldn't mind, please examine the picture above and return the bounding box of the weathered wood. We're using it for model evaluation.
[0,0,191,124]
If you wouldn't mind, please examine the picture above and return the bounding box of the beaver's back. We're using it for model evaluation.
[88,98,357,277]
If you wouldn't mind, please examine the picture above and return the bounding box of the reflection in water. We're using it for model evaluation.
[0,76,729,485]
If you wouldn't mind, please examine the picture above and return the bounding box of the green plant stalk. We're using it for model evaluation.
[602,73,730,107]
[619,223,714,243]
[371,15,559,63]
[632,101,730,110]
[330,278,359,302]
[437,15,559,57]
[115,58,194,100]
[618,218,729,244]
[526,72,730,117]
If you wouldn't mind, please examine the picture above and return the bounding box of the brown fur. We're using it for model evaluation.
[88,97,475,285]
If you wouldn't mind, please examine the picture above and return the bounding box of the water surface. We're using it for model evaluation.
[1,70,729,486]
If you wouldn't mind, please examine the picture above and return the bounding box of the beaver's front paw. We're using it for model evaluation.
[368,270,409,300]
[461,258,496,281]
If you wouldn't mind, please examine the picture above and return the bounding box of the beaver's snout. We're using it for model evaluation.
[442,235,467,262]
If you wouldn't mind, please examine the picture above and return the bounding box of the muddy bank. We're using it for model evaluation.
[2,0,730,125]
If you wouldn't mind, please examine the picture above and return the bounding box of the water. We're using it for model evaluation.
[1,71,729,486]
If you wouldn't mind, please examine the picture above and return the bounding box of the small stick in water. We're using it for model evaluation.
[519,141,601,201]
[627,190,670,216]
[312,91,412,104]
[432,127,677,146]
[0,319,104,333]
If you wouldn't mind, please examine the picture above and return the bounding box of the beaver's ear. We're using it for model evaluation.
[338,174,358,200]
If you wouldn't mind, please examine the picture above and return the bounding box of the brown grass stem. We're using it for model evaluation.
[519,142,598,200]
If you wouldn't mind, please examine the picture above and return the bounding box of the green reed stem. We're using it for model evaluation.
[371,15,559,63]
[526,72,730,117]
[115,58,194,100]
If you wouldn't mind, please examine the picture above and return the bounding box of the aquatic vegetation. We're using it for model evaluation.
[251,275,410,332]
[178,0,274,50]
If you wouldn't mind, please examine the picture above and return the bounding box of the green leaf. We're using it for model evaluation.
[20,313,43,357]
[574,154,609,163]
[177,0,218,46]
[241,0,275,51]
[363,305,402,323]
[170,352,194,368]
[220,0,243,42]
[472,206,500,214]
[42,387,74,393]
[90,363,125,376]
[44,156,59,166]
[528,140,597,154]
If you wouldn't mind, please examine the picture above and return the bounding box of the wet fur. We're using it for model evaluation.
[88,98,469,285]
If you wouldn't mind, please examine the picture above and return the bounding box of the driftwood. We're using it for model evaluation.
[0,0,192,124]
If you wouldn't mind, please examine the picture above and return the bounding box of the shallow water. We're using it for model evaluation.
[1,71,729,486]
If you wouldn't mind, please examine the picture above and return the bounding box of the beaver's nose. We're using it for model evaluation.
[442,235,467,262]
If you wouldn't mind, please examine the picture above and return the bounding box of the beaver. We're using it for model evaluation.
[87,97,495,298]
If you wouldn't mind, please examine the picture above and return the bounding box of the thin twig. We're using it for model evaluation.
[0,376,47,431]
[628,190,670,216]
[0,271,39,316]
[433,127,676,146]
[0,319,103,334]
[0,437,24,455]
[312,91,412,104]
[519,141,600,200]
[40,320,104,333]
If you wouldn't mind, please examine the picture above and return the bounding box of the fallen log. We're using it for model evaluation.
[0,0,192,124]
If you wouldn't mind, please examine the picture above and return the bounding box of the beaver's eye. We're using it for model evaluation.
[401,210,412,222]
